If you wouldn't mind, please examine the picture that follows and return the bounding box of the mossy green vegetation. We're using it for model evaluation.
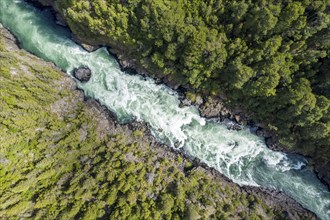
[0,29,314,219]
[44,0,330,181]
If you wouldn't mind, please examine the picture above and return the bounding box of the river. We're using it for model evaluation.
[0,1,329,219]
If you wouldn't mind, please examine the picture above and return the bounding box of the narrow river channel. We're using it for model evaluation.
[1,1,329,219]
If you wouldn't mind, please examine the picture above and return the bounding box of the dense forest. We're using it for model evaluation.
[0,27,316,219]
[37,0,330,182]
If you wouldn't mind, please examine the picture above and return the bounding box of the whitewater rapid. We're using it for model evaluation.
[0,1,329,219]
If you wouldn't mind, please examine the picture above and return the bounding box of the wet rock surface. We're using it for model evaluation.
[73,67,92,82]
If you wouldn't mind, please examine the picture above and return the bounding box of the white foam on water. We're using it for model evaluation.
[0,1,329,219]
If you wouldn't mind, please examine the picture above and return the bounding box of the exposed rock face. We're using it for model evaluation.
[223,118,242,130]
[179,98,192,108]
[73,67,92,82]
[71,34,100,52]
[200,98,225,118]
[0,24,19,51]
[316,166,330,190]
[256,128,273,138]
[195,95,204,106]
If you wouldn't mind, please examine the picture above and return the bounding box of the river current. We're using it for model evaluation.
[0,1,329,219]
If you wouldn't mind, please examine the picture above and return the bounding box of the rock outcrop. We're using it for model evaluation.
[73,67,92,82]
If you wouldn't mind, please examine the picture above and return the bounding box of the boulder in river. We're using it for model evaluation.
[73,67,92,82]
